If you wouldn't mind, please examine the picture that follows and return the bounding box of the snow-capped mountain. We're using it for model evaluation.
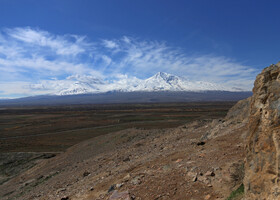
[134,72,227,92]
[31,72,244,96]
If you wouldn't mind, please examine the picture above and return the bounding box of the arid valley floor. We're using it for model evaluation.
[0,102,247,200]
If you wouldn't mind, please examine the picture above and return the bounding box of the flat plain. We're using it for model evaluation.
[0,102,235,153]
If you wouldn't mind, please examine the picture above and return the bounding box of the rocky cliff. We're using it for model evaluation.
[245,63,280,199]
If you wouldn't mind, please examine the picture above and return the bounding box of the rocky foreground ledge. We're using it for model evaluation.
[244,63,280,199]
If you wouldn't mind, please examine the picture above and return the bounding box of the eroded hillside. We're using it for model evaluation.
[0,99,250,200]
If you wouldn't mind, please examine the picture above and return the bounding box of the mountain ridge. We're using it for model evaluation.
[30,72,249,96]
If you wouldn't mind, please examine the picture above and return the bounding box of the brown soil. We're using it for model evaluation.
[0,102,233,153]
[0,118,246,200]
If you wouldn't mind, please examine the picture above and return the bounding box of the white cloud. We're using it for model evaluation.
[102,39,119,49]
[98,38,257,90]
[122,36,131,44]
[101,55,112,67]
[0,27,104,78]
[0,81,49,96]
[0,27,258,97]
[6,27,87,56]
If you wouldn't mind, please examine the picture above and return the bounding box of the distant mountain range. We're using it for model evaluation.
[43,72,246,96]
[0,72,252,106]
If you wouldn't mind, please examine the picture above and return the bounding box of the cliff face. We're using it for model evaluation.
[245,64,280,199]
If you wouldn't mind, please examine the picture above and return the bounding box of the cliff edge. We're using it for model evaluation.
[245,63,280,199]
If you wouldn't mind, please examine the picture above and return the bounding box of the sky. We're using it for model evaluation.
[0,0,280,98]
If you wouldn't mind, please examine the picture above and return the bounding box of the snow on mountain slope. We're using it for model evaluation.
[58,75,105,95]
[31,72,244,95]
[134,72,227,91]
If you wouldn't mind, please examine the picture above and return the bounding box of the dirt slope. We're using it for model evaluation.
[0,106,249,200]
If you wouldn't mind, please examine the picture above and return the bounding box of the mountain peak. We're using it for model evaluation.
[154,72,173,78]
[41,72,243,95]
[155,71,169,76]
[152,72,179,82]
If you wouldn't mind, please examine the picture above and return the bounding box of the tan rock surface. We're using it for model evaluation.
[245,63,280,199]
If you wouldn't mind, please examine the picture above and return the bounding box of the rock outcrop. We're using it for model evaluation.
[225,97,251,124]
[201,97,251,140]
[244,63,280,199]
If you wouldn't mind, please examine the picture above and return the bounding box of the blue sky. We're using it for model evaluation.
[0,0,280,98]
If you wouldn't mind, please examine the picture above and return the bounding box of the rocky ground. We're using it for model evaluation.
[0,97,249,200]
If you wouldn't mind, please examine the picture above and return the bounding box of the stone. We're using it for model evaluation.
[131,176,142,185]
[56,188,66,194]
[83,171,90,177]
[23,179,35,186]
[123,157,130,162]
[214,167,221,171]
[192,175,197,182]
[197,141,205,146]
[108,184,116,193]
[198,176,210,184]
[205,170,215,177]
[244,63,280,199]
[108,190,130,200]
[187,171,197,177]
[198,153,206,158]
[61,197,69,200]
[204,194,211,200]
[116,183,124,189]
[123,174,131,182]
[175,158,183,163]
